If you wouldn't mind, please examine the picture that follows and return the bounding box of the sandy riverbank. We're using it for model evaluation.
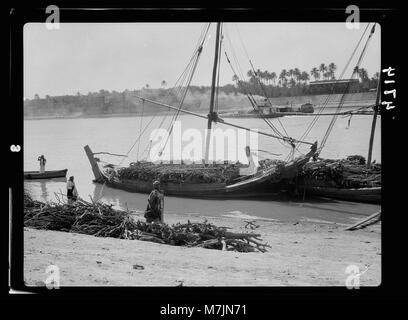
[24,212,381,287]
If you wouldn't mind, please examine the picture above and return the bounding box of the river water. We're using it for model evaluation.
[24,112,381,225]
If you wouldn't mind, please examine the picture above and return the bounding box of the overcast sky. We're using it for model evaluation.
[24,22,380,99]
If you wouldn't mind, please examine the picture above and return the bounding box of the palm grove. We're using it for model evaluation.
[236,63,379,97]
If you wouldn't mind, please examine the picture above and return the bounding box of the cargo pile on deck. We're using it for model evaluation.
[300,155,381,188]
[109,159,285,184]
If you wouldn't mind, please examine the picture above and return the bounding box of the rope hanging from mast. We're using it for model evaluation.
[92,23,212,201]
[223,28,286,140]
[293,23,372,155]
[317,23,376,154]
[223,24,308,155]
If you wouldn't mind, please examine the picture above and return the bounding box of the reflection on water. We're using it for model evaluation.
[89,181,380,225]
[39,181,48,202]
[25,177,67,202]
[93,183,147,212]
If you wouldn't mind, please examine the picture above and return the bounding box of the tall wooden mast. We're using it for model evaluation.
[204,22,222,164]
[367,73,381,168]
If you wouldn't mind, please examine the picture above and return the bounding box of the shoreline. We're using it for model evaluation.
[24,211,381,287]
[24,104,375,121]
[23,111,196,121]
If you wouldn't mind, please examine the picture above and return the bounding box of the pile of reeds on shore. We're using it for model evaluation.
[24,192,270,253]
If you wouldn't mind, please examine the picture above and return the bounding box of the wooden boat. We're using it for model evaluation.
[84,23,319,199]
[289,25,381,204]
[85,144,317,198]
[24,169,67,180]
[301,186,380,204]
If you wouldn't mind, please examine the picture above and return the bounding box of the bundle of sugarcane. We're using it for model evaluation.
[300,155,381,188]
[24,197,270,253]
[258,159,286,171]
[116,161,245,184]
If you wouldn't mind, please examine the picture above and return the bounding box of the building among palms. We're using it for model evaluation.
[308,78,360,95]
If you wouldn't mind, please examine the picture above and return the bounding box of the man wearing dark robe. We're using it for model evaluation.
[144,180,163,223]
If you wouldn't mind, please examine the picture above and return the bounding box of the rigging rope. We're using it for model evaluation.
[225,24,297,154]
[294,23,371,154]
[136,99,144,160]
[93,23,212,201]
[159,44,204,155]
[223,24,302,162]
[224,26,283,137]
[140,23,212,158]
[318,24,376,153]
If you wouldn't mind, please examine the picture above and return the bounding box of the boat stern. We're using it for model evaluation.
[84,145,104,182]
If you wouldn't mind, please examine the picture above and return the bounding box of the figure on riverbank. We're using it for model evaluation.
[38,155,46,173]
[144,180,164,223]
[67,176,78,204]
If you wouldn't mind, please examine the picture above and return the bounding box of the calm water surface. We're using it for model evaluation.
[24,113,381,225]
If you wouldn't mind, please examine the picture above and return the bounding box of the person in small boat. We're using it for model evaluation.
[38,155,46,173]
[67,176,78,204]
[144,180,164,223]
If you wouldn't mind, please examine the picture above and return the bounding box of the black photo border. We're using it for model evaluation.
[5,0,404,306]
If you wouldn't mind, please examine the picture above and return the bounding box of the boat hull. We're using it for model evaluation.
[302,186,381,204]
[85,144,317,199]
[24,169,68,180]
[98,164,285,198]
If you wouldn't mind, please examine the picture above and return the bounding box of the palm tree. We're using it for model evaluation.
[232,74,239,82]
[293,68,301,84]
[270,72,277,85]
[255,69,263,84]
[279,69,287,87]
[358,68,369,82]
[301,71,310,84]
[310,67,320,81]
[353,66,360,77]
[328,63,337,79]
[263,70,270,85]
[161,80,167,88]
[319,63,327,80]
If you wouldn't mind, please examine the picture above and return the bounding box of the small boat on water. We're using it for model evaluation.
[24,169,68,180]
[220,102,314,119]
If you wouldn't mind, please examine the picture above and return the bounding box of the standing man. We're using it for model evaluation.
[67,176,78,204]
[38,155,46,173]
[144,180,164,223]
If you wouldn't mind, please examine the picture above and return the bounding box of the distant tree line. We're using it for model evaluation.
[25,63,379,117]
[234,63,379,97]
